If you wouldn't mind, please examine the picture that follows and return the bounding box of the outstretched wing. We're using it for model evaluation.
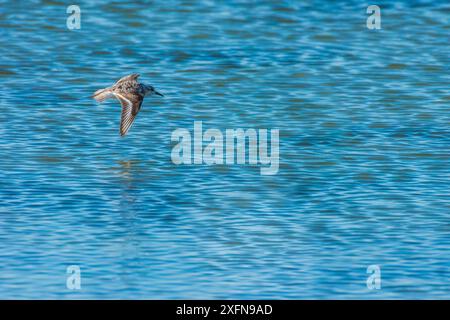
[114,93,143,136]
[115,73,140,85]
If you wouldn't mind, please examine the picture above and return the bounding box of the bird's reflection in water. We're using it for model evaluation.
[115,160,143,288]
[116,160,140,219]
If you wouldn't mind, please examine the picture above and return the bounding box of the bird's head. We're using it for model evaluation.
[143,84,164,97]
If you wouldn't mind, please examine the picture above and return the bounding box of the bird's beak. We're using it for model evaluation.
[155,90,164,97]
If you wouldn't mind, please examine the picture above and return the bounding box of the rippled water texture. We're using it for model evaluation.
[0,0,449,299]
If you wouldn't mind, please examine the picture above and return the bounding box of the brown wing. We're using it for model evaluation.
[115,73,140,85]
[114,93,143,136]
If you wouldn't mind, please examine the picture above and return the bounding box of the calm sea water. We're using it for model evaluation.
[0,0,449,299]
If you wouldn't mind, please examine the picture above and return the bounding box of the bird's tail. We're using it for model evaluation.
[92,87,113,103]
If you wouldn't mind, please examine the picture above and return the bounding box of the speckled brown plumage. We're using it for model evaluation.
[92,73,163,136]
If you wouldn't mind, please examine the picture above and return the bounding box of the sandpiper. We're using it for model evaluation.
[93,73,163,136]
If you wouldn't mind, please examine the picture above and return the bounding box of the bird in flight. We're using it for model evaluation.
[92,73,164,136]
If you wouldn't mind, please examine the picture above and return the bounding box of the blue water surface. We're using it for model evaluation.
[0,0,449,299]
